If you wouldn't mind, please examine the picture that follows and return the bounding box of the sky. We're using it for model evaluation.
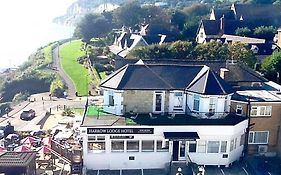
[0,0,76,68]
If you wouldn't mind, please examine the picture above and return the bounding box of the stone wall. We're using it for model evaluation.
[122,90,154,113]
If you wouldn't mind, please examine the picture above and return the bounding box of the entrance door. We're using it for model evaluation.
[154,92,164,112]
[172,141,179,161]
[178,141,186,161]
[155,94,162,112]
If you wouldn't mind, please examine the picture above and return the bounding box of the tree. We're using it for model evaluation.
[228,43,256,67]
[170,10,186,31]
[74,14,112,43]
[170,41,194,59]
[253,26,277,41]
[194,42,229,60]
[235,27,252,37]
[50,79,65,98]
[129,43,171,60]
[113,1,143,27]
[261,51,281,81]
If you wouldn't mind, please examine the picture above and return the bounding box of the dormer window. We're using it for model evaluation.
[193,95,200,111]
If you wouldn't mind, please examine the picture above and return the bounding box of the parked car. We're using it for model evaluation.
[20,109,35,120]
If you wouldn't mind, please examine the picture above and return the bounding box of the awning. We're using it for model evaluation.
[164,132,200,141]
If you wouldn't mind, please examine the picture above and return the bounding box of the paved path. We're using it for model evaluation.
[52,44,76,98]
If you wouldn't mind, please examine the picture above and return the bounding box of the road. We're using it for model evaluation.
[52,44,76,98]
[0,93,88,131]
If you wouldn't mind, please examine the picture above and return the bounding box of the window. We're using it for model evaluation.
[193,95,200,111]
[141,140,154,152]
[209,98,216,113]
[234,138,237,149]
[188,141,197,153]
[108,92,114,106]
[127,140,139,152]
[207,141,220,153]
[240,134,245,146]
[250,106,257,116]
[156,140,169,152]
[220,141,227,153]
[200,32,203,38]
[197,141,206,153]
[248,131,269,144]
[87,136,105,153]
[224,96,228,112]
[236,105,243,115]
[230,139,234,151]
[174,92,183,110]
[88,142,105,153]
[111,140,124,152]
[251,106,272,117]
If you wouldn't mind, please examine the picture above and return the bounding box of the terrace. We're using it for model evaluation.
[81,105,247,127]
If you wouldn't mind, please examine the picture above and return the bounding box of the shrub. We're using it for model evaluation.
[12,92,29,105]
[62,108,74,117]
[50,79,65,98]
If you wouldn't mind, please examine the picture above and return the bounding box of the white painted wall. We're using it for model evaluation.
[81,119,248,170]
[103,89,123,115]
[168,91,186,113]
[196,27,206,43]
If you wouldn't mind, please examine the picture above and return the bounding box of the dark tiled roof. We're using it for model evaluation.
[100,64,233,95]
[234,4,281,21]
[0,152,36,167]
[213,9,235,20]
[201,20,221,35]
[114,59,268,84]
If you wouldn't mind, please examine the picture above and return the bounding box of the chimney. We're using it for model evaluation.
[220,15,225,34]
[220,68,229,79]
[278,28,281,48]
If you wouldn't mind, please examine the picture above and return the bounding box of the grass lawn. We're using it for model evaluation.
[99,71,107,80]
[60,40,91,96]
[43,43,56,64]
[86,106,109,116]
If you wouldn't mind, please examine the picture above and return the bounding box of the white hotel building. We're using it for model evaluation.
[79,63,248,172]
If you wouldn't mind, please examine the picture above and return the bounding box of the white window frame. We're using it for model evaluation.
[248,131,269,144]
[173,91,184,111]
[197,140,206,153]
[108,91,114,107]
[209,98,216,113]
[236,105,243,115]
[207,141,220,153]
[220,141,227,153]
[87,136,106,153]
[153,91,165,113]
[193,94,200,112]
[250,106,272,117]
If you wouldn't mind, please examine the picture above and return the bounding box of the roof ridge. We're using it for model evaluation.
[142,64,174,89]
[210,70,227,94]
[186,66,209,90]
[100,64,128,87]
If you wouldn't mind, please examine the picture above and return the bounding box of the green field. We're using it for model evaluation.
[60,40,91,96]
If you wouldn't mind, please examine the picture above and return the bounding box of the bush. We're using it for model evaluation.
[0,102,11,116]
[62,108,74,117]
[50,79,65,98]
[12,92,29,105]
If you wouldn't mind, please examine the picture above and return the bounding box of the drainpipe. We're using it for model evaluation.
[243,96,251,158]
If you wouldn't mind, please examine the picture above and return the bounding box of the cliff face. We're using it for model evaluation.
[53,0,126,26]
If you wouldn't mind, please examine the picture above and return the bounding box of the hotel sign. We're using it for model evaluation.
[87,128,154,134]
